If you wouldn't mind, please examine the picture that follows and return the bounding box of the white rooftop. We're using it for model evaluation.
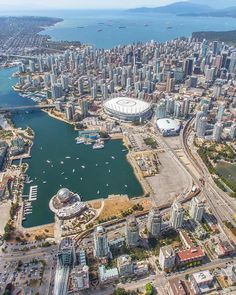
[156,118,181,131]
[104,97,151,115]
[192,270,213,284]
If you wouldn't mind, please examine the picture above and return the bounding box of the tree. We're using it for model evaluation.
[145,283,154,295]
[113,288,128,295]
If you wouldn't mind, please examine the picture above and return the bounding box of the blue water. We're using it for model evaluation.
[0,68,143,227]
[40,10,236,48]
[1,10,236,48]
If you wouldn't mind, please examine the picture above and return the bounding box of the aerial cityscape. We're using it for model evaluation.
[0,0,236,295]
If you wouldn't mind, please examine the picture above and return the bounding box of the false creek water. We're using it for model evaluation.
[0,67,143,227]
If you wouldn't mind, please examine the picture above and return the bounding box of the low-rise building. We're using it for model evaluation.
[69,265,89,292]
[117,255,134,277]
[167,278,187,295]
[98,265,119,284]
[133,260,149,276]
[223,265,236,286]
[179,230,194,249]
[176,247,205,267]
[215,240,234,258]
[189,270,218,294]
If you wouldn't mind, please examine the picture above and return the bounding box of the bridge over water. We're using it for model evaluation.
[0,104,55,113]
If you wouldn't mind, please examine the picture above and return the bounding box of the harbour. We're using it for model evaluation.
[0,67,143,228]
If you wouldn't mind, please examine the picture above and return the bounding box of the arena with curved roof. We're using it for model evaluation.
[156,118,181,136]
[103,97,152,121]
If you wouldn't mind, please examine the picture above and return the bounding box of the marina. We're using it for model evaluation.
[0,67,143,228]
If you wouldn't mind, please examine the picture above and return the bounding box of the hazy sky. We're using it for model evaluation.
[0,0,234,10]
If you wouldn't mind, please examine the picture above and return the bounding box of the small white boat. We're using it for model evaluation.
[105,162,109,165]
[46,160,51,163]
[51,165,53,168]
[61,172,64,175]
[65,156,71,159]
[76,157,80,160]
[61,161,64,164]
[111,156,115,159]
[81,165,85,169]
[80,177,83,181]
[65,177,68,180]
[108,169,111,173]
[125,184,128,187]
[106,184,109,187]
[43,171,45,174]
[96,164,98,166]
[97,190,100,194]
[40,147,43,150]
[76,138,85,144]
[43,181,47,184]
[73,169,75,173]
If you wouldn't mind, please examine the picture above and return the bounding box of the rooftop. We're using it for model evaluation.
[177,246,204,262]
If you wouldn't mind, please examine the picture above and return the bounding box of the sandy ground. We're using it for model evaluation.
[0,200,11,235]
[97,195,151,221]
[147,151,192,206]
[22,224,55,241]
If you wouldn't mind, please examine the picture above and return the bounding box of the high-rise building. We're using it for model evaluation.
[78,78,84,95]
[91,85,97,100]
[213,41,218,55]
[196,117,207,138]
[189,76,198,88]
[61,75,69,90]
[216,103,225,122]
[94,226,110,258]
[147,207,162,238]
[190,197,205,222]
[166,77,175,93]
[212,122,223,142]
[159,245,176,272]
[125,215,139,247]
[80,99,89,117]
[51,83,63,99]
[205,67,215,82]
[183,97,190,118]
[58,237,76,267]
[184,58,193,77]
[65,103,75,121]
[170,201,184,229]
[174,102,181,118]
[229,123,236,140]
[195,111,204,131]
[54,238,76,295]
[102,84,108,101]
[29,60,36,72]
[156,101,166,119]
[213,85,222,98]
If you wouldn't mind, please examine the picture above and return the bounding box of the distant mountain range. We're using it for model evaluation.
[127,1,236,18]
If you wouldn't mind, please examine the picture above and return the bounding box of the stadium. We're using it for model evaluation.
[103,97,152,122]
[156,118,181,136]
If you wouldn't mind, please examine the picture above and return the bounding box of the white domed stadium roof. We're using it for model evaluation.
[57,188,71,203]
[156,118,181,136]
[103,97,151,120]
